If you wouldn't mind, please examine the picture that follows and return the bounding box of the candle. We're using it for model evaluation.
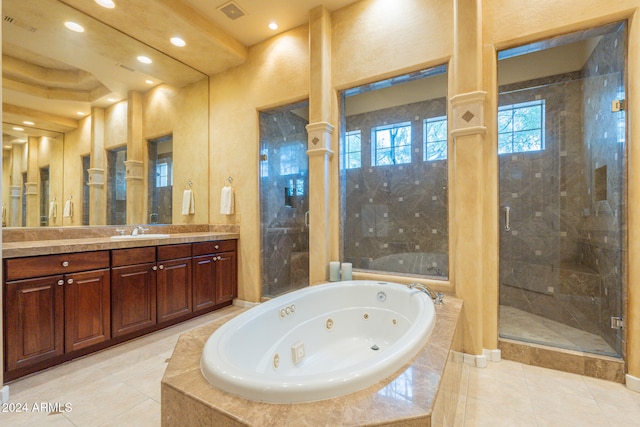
[329,262,341,282]
[341,262,352,281]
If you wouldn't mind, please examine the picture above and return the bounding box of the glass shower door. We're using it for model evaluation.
[498,23,626,358]
[259,101,310,298]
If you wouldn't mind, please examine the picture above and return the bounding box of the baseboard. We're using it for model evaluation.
[626,373,640,393]
[464,349,502,368]
[1,385,9,404]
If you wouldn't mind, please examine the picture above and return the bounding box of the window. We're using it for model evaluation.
[372,122,412,166]
[498,100,545,154]
[344,130,362,169]
[280,143,303,175]
[156,162,169,187]
[424,116,447,161]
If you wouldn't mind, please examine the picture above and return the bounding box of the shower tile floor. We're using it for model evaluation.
[499,305,618,356]
[1,304,638,426]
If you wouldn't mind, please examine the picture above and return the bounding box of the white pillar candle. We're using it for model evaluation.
[341,262,352,281]
[329,262,341,282]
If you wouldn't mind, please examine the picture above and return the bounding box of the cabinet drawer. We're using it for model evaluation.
[111,247,156,267]
[192,240,237,256]
[157,244,191,261]
[5,251,109,281]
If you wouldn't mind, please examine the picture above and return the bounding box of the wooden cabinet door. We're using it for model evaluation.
[215,251,237,304]
[5,275,64,371]
[65,269,111,352]
[157,258,192,323]
[111,263,157,337]
[192,255,216,313]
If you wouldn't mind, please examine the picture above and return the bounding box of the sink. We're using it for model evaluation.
[110,233,171,239]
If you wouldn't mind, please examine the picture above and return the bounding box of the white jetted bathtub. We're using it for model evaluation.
[200,280,436,403]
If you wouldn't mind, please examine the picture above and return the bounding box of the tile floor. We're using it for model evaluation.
[1,304,639,427]
[500,305,618,356]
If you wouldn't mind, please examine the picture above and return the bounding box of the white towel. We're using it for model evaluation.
[220,186,234,215]
[182,189,195,215]
[63,200,73,218]
[2,204,6,223]
[49,201,57,219]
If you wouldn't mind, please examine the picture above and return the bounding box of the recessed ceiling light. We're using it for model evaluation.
[64,21,85,32]
[77,112,86,116]
[4,145,12,150]
[95,0,115,8]
[145,80,154,85]
[22,121,34,126]
[170,37,186,47]
[137,56,152,64]
[107,98,116,102]
[268,22,278,30]
[12,127,24,131]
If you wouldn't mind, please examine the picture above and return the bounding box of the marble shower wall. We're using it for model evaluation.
[260,106,310,297]
[343,98,449,278]
[499,27,626,356]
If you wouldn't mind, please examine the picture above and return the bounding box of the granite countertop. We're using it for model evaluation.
[2,231,239,258]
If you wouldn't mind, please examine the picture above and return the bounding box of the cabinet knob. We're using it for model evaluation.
[159,265,164,270]
[62,261,69,267]
[67,279,74,284]
[57,280,64,286]
[214,245,219,250]
[217,256,222,261]
[152,266,158,271]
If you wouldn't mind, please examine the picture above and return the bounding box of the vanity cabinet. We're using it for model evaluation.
[4,251,110,372]
[111,247,157,338]
[156,244,192,323]
[3,238,237,380]
[192,240,237,312]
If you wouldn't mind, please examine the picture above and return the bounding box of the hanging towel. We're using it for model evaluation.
[2,204,6,224]
[182,189,195,215]
[49,201,57,219]
[220,186,234,215]
[63,200,73,218]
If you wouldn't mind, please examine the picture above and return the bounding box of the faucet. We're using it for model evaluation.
[131,226,148,236]
[408,282,444,305]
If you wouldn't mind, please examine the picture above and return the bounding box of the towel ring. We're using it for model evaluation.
[225,176,233,186]
[187,180,193,189]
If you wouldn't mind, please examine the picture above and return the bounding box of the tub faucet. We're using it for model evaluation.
[131,226,148,236]
[408,282,444,305]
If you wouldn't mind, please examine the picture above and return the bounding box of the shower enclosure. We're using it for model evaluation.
[259,101,310,298]
[498,23,626,357]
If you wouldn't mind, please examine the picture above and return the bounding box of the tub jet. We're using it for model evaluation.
[371,344,379,351]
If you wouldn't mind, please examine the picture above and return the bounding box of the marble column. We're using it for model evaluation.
[451,0,488,357]
[126,90,145,225]
[306,6,335,285]
[89,107,106,225]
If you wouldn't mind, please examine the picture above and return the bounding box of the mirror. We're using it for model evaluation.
[2,0,209,227]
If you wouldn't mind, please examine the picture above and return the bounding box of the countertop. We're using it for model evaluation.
[2,231,239,258]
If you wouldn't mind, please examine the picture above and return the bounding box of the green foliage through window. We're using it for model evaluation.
[424,116,447,161]
[498,100,545,154]
[372,122,412,166]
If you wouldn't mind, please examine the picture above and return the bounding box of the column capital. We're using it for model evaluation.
[124,159,144,181]
[306,121,335,157]
[87,168,105,187]
[450,91,487,138]
[24,182,38,195]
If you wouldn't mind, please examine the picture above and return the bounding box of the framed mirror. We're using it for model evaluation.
[2,0,209,227]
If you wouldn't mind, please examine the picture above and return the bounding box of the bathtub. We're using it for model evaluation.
[200,280,436,403]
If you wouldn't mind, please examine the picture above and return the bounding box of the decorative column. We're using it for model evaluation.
[306,6,334,285]
[25,137,39,227]
[451,0,491,361]
[9,143,24,227]
[89,107,106,225]
[126,90,145,224]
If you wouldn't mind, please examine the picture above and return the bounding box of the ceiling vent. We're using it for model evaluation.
[217,1,246,20]
[4,15,37,32]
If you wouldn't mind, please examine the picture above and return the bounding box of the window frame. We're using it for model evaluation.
[371,121,412,166]
[497,99,545,154]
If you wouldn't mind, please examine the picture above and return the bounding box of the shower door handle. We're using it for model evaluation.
[504,206,511,231]
[304,211,309,227]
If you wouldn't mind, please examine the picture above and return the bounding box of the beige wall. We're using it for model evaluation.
[63,116,91,226]
[207,0,640,381]
[209,24,310,302]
